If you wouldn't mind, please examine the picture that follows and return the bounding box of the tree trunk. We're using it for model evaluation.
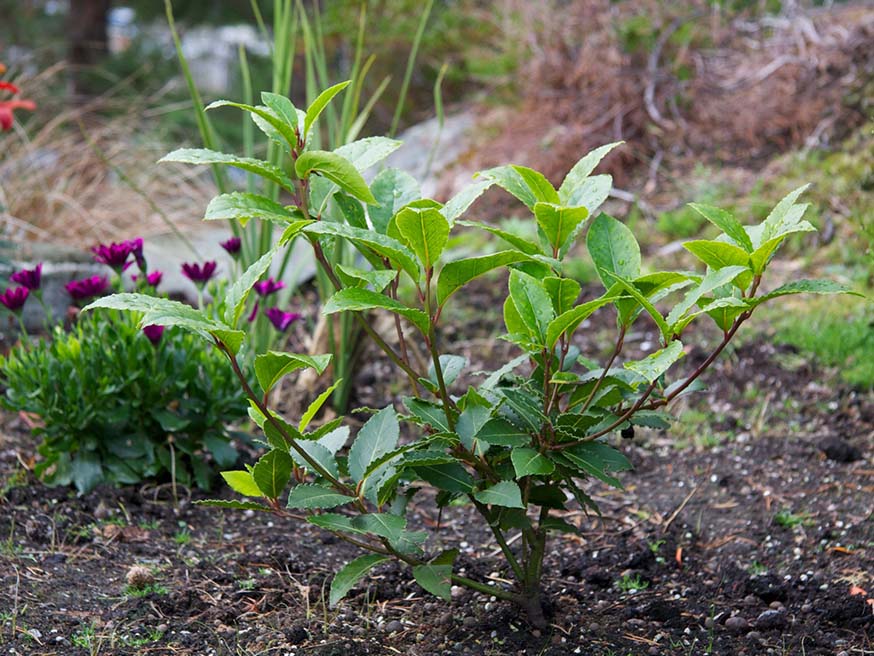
[68,0,112,95]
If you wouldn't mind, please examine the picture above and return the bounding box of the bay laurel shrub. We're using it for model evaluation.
[1,311,246,493]
[87,83,859,626]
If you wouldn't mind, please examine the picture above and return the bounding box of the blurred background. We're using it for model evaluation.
[1,0,872,265]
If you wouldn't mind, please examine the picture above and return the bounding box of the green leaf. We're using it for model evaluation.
[561,441,631,489]
[160,148,294,191]
[350,513,405,541]
[335,265,397,292]
[441,179,493,224]
[252,449,294,499]
[476,418,530,447]
[299,381,340,431]
[225,244,279,327]
[254,352,332,394]
[323,287,430,335]
[368,169,421,234]
[456,221,541,256]
[683,240,752,288]
[348,407,399,483]
[221,470,263,497]
[511,165,560,204]
[558,142,623,204]
[534,203,589,254]
[477,165,536,208]
[546,295,617,349]
[296,150,377,205]
[543,277,581,316]
[412,550,457,601]
[334,137,402,173]
[666,266,749,329]
[405,398,451,433]
[414,462,475,493]
[437,251,532,306]
[307,513,361,533]
[499,388,548,433]
[474,480,525,509]
[205,192,301,226]
[70,452,102,494]
[334,192,368,229]
[287,484,354,509]
[400,450,457,467]
[541,517,578,534]
[205,99,297,148]
[395,206,450,270]
[427,354,468,387]
[260,92,298,134]
[288,440,339,479]
[508,269,554,340]
[688,204,753,252]
[750,279,863,306]
[761,184,810,243]
[625,340,685,383]
[603,274,671,340]
[587,213,641,289]
[304,80,351,137]
[330,554,389,607]
[195,499,271,511]
[304,222,420,281]
[511,447,555,477]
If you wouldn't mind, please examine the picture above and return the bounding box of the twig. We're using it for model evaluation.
[661,483,700,534]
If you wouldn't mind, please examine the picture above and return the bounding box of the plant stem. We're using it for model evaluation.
[579,324,626,413]
[216,340,355,496]
[450,574,519,603]
[470,498,526,582]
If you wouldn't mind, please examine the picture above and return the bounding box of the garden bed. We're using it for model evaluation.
[1,334,871,656]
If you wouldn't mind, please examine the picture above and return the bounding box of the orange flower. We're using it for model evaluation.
[0,72,36,131]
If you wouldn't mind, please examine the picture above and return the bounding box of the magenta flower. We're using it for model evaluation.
[130,237,146,272]
[134,270,162,288]
[253,277,285,297]
[181,261,217,285]
[247,301,259,323]
[264,307,301,332]
[65,275,109,301]
[10,263,42,291]
[142,324,165,344]
[0,286,29,313]
[220,236,242,257]
[92,240,137,271]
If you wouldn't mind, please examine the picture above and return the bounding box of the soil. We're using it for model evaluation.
[1,279,872,656]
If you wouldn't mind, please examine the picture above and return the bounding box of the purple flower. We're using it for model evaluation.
[10,263,41,291]
[253,277,285,297]
[264,307,301,332]
[65,275,109,301]
[92,240,138,271]
[130,237,146,272]
[0,286,29,312]
[142,324,165,344]
[134,270,163,288]
[181,261,217,285]
[220,237,242,257]
[247,301,259,323]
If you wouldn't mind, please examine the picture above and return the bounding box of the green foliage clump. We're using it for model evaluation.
[87,82,860,628]
[1,312,247,494]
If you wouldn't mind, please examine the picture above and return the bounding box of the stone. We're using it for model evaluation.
[462,616,477,628]
[725,616,749,632]
[384,620,404,633]
[755,609,787,630]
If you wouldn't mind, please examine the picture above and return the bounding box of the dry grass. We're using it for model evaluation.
[0,63,214,254]
[457,0,874,206]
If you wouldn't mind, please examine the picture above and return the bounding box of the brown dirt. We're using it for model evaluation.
[1,280,872,655]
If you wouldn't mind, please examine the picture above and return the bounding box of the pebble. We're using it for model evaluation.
[837,651,849,656]
[462,616,477,628]
[746,631,762,641]
[769,601,783,610]
[704,617,715,630]
[725,616,749,632]
[416,633,425,642]
[755,609,787,630]
[384,620,404,633]
[451,586,464,600]
[648,647,660,655]
[743,594,759,606]
[531,629,542,638]
[439,612,454,625]
[801,603,813,613]
[588,623,601,633]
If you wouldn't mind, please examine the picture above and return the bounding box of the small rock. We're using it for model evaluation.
[801,604,813,614]
[451,585,464,600]
[769,601,783,610]
[726,616,749,632]
[384,620,404,633]
[462,616,477,628]
[439,612,454,625]
[156,624,168,633]
[704,617,715,630]
[583,566,612,588]
[755,609,787,630]
[125,565,154,590]
[746,631,762,641]
[746,575,788,603]
[531,629,542,638]
[648,647,660,655]
[818,435,862,463]
[645,601,680,623]
[588,623,602,633]
[416,633,425,642]
[743,594,759,606]
[94,501,112,520]
[837,651,849,656]
[27,629,42,640]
